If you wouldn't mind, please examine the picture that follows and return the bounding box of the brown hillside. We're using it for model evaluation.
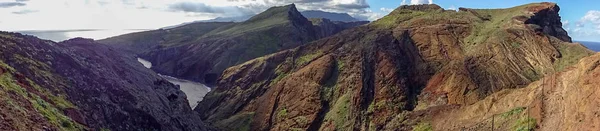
[196,2,594,130]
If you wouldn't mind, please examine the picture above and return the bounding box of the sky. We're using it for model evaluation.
[1,0,600,42]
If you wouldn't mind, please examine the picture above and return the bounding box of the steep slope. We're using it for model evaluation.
[100,4,367,85]
[0,32,208,130]
[196,3,594,130]
[301,10,363,22]
[423,52,600,131]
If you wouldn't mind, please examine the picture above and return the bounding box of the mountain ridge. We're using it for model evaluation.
[301,10,363,22]
[100,4,368,86]
[195,2,595,130]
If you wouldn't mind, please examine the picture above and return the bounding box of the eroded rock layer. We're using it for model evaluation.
[196,3,594,130]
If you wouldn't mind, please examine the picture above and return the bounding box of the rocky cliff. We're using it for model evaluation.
[0,32,208,130]
[99,4,367,85]
[195,3,595,130]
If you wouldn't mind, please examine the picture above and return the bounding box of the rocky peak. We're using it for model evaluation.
[523,2,572,42]
[245,4,307,24]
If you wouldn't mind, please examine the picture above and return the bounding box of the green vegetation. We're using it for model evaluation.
[294,116,309,125]
[554,43,595,71]
[412,122,433,131]
[368,100,388,114]
[513,116,536,131]
[278,108,288,118]
[214,112,256,131]
[242,33,281,63]
[296,51,323,66]
[501,107,526,118]
[210,5,293,36]
[323,93,351,130]
[0,61,82,130]
[372,10,427,28]
[271,64,290,86]
[336,60,346,71]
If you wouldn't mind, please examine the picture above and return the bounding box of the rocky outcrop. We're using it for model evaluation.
[423,53,600,131]
[196,3,594,130]
[0,32,209,130]
[100,4,367,86]
[523,2,572,42]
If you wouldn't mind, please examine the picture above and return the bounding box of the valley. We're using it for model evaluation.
[137,58,211,108]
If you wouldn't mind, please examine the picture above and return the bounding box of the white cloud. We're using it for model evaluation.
[563,20,570,27]
[447,5,457,11]
[565,10,600,41]
[582,10,600,24]
[380,7,393,12]
[401,0,433,5]
[0,0,376,31]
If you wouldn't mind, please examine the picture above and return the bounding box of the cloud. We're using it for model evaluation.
[563,20,570,27]
[380,7,393,12]
[225,0,374,20]
[576,22,585,27]
[0,0,378,31]
[0,2,26,8]
[579,10,600,30]
[12,9,38,15]
[168,2,225,13]
[401,0,433,5]
[447,5,457,11]
[564,10,600,41]
[582,10,600,23]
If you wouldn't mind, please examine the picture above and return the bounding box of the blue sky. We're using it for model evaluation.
[369,0,600,42]
[1,0,599,42]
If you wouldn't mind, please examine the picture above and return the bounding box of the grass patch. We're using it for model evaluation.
[278,108,288,118]
[295,51,322,66]
[271,64,289,85]
[0,61,82,130]
[294,116,309,125]
[513,116,536,131]
[501,107,526,118]
[554,43,595,71]
[323,93,351,130]
[372,10,426,29]
[210,5,292,36]
[214,112,256,131]
[412,122,433,131]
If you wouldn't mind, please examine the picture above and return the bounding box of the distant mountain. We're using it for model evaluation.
[577,41,600,52]
[199,15,253,22]
[163,10,365,30]
[161,15,252,29]
[301,10,364,22]
[0,32,208,130]
[100,4,367,86]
